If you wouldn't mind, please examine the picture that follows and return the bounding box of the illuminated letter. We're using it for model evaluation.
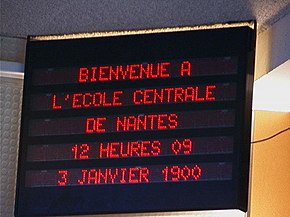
[57,170,68,186]
[99,66,109,81]
[83,93,92,107]
[52,95,62,109]
[139,167,150,183]
[140,64,150,78]
[116,116,126,131]
[108,168,119,184]
[128,168,139,183]
[78,67,89,82]
[90,67,97,82]
[133,90,143,105]
[109,142,120,158]
[87,169,98,184]
[119,65,129,80]
[192,165,202,180]
[157,114,167,130]
[180,61,191,76]
[168,113,178,129]
[99,143,110,158]
[72,93,82,108]
[112,91,123,106]
[205,85,216,101]
[86,118,96,133]
[102,92,112,107]
[129,64,140,79]
[151,140,161,156]
[160,62,170,77]
[174,87,184,102]
[195,86,205,101]
[95,117,106,132]
[78,170,87,185]
[98,169,108,184]
[120,168,127,183]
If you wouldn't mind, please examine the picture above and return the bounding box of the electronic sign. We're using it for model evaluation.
[15,23,256,216]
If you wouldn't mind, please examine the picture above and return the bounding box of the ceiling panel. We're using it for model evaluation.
[1,0,289,37]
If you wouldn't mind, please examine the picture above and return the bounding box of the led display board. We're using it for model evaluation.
[15,23,256,216]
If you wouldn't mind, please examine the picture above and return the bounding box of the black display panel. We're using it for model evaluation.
[15,24,256,216]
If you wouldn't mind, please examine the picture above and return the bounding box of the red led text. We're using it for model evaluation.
[133,85,216,105]
[86,117,107,133]
[171,139,193,155]
[98,140,161,158]
[162,165,202,182]
[116,113,178,131]
[71,144,90,159]
[78,62,171,83]
[56,164,202,186]
[70,139,196,160]
[77,167,150,184]
[57,170,68,186]
[51,85,217,110]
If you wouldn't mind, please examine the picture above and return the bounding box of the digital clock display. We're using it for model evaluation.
[15,24,255,216]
